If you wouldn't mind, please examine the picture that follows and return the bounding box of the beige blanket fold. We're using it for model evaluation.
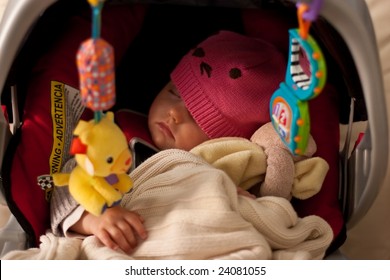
[1,232,82,260]
[2,149,332,260]
[190,137,329,199]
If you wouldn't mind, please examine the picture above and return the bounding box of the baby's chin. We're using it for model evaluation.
[151,135,173,151]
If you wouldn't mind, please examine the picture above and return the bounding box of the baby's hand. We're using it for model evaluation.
[89,206,147,254]
[236,187,256,199]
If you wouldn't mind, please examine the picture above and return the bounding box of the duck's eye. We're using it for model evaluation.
[106,157,113,164]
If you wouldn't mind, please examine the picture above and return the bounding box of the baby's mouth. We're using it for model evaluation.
[157,122,174,139]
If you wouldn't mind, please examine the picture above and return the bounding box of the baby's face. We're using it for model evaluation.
[148,81,209,151]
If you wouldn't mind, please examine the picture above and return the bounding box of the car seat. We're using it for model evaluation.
[0,0,387,259]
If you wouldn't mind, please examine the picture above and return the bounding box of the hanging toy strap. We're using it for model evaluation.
[269,0,326,155]
[90,0,103,39]
[77,0,115,123]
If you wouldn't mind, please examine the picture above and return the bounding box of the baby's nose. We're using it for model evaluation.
[169,106,184,124]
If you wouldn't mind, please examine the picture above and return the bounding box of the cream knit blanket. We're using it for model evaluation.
[2,149,332,260]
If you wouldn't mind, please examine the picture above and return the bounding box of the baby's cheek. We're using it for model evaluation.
[177,128,209,151]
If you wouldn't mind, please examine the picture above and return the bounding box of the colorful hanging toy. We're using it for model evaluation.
[53,0,133,216]
[270,0,326,155]
[78,0,115,119]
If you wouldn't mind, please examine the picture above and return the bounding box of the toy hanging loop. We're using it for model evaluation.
[297,0,323,21]
[297,4,311,40]
[297,0,323,39]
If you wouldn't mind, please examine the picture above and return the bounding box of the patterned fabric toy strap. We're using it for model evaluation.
[77,38,115,112]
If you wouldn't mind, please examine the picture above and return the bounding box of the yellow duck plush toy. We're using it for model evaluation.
[52,112,133,216]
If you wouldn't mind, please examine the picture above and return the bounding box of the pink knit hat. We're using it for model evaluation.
[170,30,286,139]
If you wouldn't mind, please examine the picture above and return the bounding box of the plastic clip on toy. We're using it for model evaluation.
[52,0,133,216]
[270,0,326,155]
